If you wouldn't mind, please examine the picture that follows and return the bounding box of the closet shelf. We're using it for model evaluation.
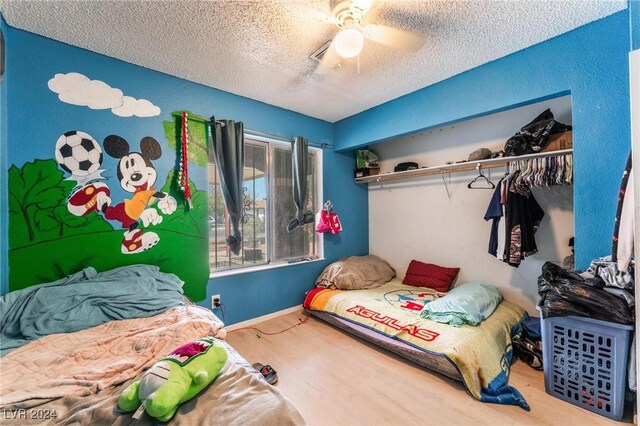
[355,148,573,185]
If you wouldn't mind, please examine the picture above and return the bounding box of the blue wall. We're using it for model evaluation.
[0,21,368,321]
[334,11,632,269]
[632,0,640,50]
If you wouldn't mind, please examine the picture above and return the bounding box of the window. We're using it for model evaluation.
[208,136,321,272]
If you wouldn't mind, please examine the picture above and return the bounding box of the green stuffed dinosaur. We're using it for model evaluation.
[118,337,228,422]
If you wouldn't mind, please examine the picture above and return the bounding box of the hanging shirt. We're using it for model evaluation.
[496,178,510,261]
[496,202,507,262]
[504,179,545,267]
[612,153,634,271]
[617,174,634,270]
[484,179,504,257]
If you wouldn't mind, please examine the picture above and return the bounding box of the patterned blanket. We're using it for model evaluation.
[0,306,222,407]
[0,306,305,425]
[304,280,529,409]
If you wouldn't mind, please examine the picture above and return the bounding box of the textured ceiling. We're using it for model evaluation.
[0,0,627,122]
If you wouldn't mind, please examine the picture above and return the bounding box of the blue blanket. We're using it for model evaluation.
[1,265,184,355]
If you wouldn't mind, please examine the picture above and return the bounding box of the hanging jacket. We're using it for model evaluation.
[504,178,545,267]
[484,179,504,257]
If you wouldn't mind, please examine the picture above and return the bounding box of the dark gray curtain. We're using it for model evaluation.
[286,136,315,232]
[210,117,244,254]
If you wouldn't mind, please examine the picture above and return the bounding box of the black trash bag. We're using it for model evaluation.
[504,109,572,156]
[504,134,534,157]
[537,262,634,324]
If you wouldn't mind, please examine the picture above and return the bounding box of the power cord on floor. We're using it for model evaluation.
[228,311,309,337]
[215,302,226,323]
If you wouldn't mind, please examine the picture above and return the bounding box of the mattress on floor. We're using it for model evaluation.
[308,309,462,380]
[303,279,529,409]
[0,305,305,425]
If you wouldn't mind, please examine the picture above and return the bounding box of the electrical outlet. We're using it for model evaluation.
[212,294,221,309]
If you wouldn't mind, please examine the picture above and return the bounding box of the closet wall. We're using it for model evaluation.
[369,96,573,314]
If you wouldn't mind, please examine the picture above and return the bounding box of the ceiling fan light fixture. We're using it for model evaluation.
[334,28,364,58]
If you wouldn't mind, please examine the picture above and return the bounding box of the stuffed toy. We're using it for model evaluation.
[118,337,228,422]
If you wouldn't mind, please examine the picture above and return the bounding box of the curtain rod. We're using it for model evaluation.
[170,112,334,149]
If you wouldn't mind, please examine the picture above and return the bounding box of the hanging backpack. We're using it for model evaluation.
[316,201,342,235]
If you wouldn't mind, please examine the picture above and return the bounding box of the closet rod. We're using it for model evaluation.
[170,112,333,149]
[356,148,573,184]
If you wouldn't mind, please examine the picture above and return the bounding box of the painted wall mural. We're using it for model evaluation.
[8,72,208,301]
[48,72,161,117]
[163,112,208,167]
[57,132,178,254]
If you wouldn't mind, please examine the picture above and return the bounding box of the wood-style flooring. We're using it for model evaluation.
[225,310,633,425]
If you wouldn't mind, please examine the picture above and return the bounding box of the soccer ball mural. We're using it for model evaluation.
[54,130,103,176]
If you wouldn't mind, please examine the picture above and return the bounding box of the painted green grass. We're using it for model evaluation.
[8,229,209,301]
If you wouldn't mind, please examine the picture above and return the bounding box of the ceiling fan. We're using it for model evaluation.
[309,0,426,73]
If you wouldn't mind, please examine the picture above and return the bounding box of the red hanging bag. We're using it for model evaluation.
[316,201,342,235]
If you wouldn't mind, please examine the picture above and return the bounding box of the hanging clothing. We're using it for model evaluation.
[504,177,545,267]
[612,153,634,271]
[484,179,504,256]
[495,179,508,261]
[484,153,571,265]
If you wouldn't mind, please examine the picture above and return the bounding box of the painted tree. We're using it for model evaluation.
[8,160,68,247]
[34,204,108,237]
[156,169,208,238]
[9,159,113,248]
[163,111,209,167]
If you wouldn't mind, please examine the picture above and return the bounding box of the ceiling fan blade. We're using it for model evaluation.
[316,41,341,75]
[363,24,425,52]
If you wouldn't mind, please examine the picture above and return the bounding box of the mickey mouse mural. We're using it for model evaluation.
[55,131,177,254]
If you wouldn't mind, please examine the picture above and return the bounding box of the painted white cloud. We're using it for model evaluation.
[48,72,161,118]
[112,96,161,117]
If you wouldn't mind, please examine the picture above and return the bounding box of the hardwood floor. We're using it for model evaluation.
[226,310,633,426]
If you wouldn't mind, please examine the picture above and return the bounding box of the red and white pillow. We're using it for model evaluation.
[402,259,460,292]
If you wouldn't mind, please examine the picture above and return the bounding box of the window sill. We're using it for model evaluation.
[209,257,326,279]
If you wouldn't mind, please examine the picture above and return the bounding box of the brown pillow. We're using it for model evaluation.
[316,255,396,290]
[402,260,460,292]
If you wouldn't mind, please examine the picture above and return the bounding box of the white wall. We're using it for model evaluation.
[369,96,573,314]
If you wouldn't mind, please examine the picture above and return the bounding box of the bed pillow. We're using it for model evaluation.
[402,260,460,292]
[419,283,503,327]
[316,255,396,290]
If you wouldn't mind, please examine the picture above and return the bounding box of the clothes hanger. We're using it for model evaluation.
[544,157,551,187]
[557,156,565,185]
[529,158,536,187]
[468,165,496,189]
[535,158,543,187]
[516,159,528,186]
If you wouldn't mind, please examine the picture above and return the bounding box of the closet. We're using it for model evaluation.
[365,95,574,314]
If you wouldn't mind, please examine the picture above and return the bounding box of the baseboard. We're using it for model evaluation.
[225,305,304,331]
